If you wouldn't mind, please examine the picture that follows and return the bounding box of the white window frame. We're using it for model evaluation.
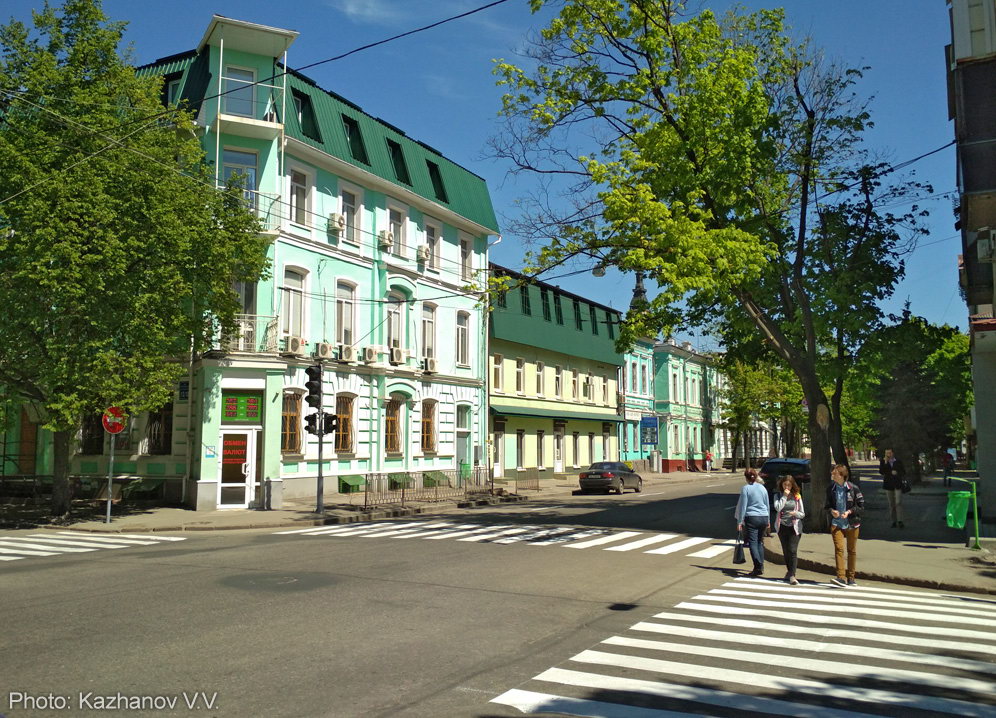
[387,202,408,256]
[555,366,563,398]
[340,183,363,246]
[516,430,526,470]
[221,147,258,198]
[460,234,473,281]
[223,64,255,117]
[572,369,579,400]
[602,375,608,404]
[288,165,312,229]
[535,361,545,396]
[515,358,525,394]
[335,281,356,346]
[456,312,470,366]
[424,219,441,270]
[421,303,436,359]
[572,432,580,469]
[493,354,504,393]
[167,78,182,105]
[537,430,545,469]
[280,267,307,337]
[387,292,405,349]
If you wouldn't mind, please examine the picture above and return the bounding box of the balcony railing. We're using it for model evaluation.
[245,190,282,233]
[217,314,279,353]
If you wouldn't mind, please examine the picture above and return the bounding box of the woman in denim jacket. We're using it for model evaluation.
[773,475,805,585]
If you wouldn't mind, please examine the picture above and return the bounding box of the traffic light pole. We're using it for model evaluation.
[316,416,324,514]
[304,363,325,514]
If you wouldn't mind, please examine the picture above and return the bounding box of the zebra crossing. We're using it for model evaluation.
[274,520,738,559]
[490,576,996,717]
[0,531,185,563]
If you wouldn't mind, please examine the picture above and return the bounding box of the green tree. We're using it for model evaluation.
[492,1,927,529]
[0,0,269,515]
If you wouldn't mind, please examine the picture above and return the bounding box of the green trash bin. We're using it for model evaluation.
[946,491,972,529]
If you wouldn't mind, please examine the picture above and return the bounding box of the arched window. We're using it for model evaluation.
[335,395,355,453]
[385,396,403,455]
[421,399,436,453]
[336,282,355,346]
[387,292,405,349]
[281,268,305,336]
[281,392,302,454]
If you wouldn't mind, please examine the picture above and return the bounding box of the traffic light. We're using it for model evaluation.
[323,412,338,436]
[304,412,321,436]
[304,364,323,409]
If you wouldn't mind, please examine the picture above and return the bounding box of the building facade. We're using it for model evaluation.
[949,0,996,518]
[489,267,623,483]
[619,339,656,464]
[0,16,499,510]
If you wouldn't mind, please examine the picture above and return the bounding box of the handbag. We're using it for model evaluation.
[901,478,912,494]
[732,533,746,564]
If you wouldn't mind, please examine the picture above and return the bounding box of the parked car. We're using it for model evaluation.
[579,462,643,494]
[758,458,811,486]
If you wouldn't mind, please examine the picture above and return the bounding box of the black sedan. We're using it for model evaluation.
[758,458,811,486]
[579,462,643,494]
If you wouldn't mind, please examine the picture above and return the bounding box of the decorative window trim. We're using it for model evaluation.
[281,391,303,455]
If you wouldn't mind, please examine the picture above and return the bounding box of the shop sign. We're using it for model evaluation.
[221,392,262,424]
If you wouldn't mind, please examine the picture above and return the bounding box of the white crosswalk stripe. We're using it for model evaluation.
[0,532,186,564]
[271,520,741,560]
[489,577,996,717]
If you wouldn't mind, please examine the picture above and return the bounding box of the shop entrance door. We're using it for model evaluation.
[554,431,564,473]
[218,429,258,508]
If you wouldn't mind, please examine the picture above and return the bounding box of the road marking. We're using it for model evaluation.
[491,688,697,718]
[529,529,607,546]
[727,579,996,612]
[0,540,96,553]
[603,534,678,552]
[54,532,185,541]
[601,635,996,696]
[457,526,536,542]
[529,667,885,718]
[673,602,996,642]
[686,539,737,558]
[51,532,162,545]
[704,483,723,487]
[23,536,132,549]
[422,525,508,540]
[564,531,642,549]
[355,522,453,538]
[644,536,712,555]
[384,524,476,539]
[0,546,59,557]
[570,649,990,716]
[631,619,996,674]
[493,527,580,544]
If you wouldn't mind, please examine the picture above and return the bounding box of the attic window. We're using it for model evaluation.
[342,115,368,164]
[386,139,411,185]
[292,90,322,142]
[163,73,183,107]
[426,161,448,202]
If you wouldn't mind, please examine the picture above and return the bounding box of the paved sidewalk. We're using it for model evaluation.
[5,466,993,594]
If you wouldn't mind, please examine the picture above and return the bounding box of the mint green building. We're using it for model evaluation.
[489,266,623,482]
[2,16,498,510]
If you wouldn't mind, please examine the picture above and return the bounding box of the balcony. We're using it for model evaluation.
[217,314,279,354]
[245,190,282,234]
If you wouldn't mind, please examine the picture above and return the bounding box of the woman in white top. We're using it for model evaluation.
[773,475,805,585]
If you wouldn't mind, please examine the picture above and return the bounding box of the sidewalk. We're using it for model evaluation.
[4,468,993,594]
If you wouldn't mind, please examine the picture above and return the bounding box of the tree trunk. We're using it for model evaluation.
[50,428,72,517]
[730,433,741,472]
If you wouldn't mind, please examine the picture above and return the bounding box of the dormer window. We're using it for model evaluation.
[291,90,322,142]
[426,160,448,202]
[342,115,368,164]
[386,139,411,184]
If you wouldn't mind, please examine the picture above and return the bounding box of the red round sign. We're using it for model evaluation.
[102,406,126,434]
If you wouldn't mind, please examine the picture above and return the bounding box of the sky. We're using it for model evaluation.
[4,0,962,348]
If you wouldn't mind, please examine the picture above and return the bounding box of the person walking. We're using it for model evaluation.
[825,463,864,587]
[773,474,805,585]
[734,468,770,577]
[941,451,954,487]
[878,449,905,528]
[705,450,714,472]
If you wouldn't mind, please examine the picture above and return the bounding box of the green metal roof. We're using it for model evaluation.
[137,50,498,233]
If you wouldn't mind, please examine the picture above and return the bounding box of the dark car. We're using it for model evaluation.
[759,458,811,486]
[579,462,643,494]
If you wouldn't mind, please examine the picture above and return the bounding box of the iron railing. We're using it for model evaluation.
[218,314,279,353]
[355,466,490,509]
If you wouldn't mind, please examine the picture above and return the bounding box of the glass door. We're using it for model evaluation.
[218,430,257,508]
[554,431,564,473]
[492,430,504,479]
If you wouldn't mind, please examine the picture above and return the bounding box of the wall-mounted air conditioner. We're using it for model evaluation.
[423,357,438,374]
[328,212,346,233]
[282,336,306,356]
[378,230,394,249]
[416,245,431,263]
[338,344,357,363]
[314,342,335,360]
[389,347,405,365]
[363,346,379,363]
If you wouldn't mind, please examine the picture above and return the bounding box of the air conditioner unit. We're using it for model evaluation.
[416,245,431,263]
[378,230,394,249]
[314,342,335,360]
[328,212,346,233]
[282,336,306,356]
[338,344,357,363]
[389,347,405,365]
[423,357,438,374]
[363,346,379,363]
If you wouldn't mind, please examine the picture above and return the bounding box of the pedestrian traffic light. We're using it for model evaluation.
[304,412,321,436]
[323,412,338,436]
[304,364,322,409]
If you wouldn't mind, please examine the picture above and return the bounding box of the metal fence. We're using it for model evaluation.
[354,466,491,510]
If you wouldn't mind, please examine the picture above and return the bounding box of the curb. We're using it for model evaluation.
[58,493,528,534]
[763,546,996,597]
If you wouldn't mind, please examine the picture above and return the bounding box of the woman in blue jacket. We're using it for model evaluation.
[734,468,771,577]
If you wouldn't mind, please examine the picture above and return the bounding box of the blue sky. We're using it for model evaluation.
[4,0,961,347]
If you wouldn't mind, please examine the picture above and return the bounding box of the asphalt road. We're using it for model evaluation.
[4,474,994,718]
